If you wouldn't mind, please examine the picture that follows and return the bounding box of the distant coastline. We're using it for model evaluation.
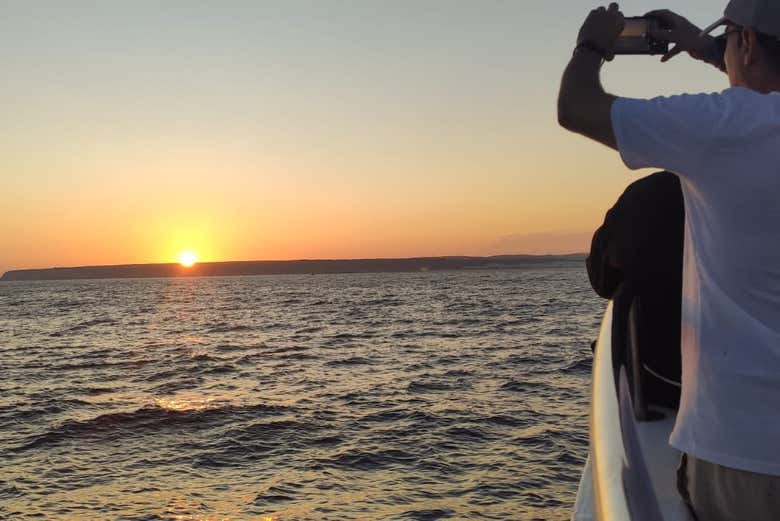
[1,254,586,282]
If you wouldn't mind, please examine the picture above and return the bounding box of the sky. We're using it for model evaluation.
[1,0,727,272]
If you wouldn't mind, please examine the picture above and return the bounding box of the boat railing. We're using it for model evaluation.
[611,283,660,422]
[592,283,667,520]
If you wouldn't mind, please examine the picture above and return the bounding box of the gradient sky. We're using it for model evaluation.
[1,0,727,272]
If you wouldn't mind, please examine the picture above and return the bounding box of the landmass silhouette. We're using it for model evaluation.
[1,254,585,281]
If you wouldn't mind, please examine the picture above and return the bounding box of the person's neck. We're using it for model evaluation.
[742,75,780,94]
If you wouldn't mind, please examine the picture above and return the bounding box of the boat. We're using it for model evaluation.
[571,286,692,521]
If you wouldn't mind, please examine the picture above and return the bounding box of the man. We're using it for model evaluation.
[587,171,683,409]
[558,1,780,519]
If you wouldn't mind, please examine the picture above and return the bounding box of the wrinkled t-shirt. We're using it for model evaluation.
[611,87,780,476]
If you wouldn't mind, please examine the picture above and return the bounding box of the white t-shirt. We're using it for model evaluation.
[612,87,780,476]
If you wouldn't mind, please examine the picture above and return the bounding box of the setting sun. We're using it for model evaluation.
[177,251,198,268]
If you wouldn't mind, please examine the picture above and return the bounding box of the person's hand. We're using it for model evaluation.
[577,3,625,61]
[644,9,719,64]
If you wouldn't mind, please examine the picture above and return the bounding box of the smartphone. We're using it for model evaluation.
[614,17,669,55]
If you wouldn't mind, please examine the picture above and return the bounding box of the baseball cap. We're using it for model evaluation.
[701,0,780,38]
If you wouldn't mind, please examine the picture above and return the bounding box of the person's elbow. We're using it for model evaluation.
[557,93,618,149]
[557,101,574,131]
[557,95,582,133]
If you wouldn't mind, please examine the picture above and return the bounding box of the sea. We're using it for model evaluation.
[0,266,604,521]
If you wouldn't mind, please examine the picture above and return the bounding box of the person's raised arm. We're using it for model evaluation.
[557,4,624,150]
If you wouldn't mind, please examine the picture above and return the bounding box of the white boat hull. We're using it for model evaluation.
[573,302,692,521]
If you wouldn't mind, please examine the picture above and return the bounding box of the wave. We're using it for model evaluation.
[50,318,117,336]
[556,449,585,467]
[443,425,492,442]
[311,434,342,447]
[325,447,418,471]
[267,345,308,354]
[150,378,205,394]
[407,374,471,393]
[294,326,324,334]
[219,418,306,441]
[360,409,411,423]
[252,482,305,505]
[79,386,116,395]
[202,363,237,375]
[500,379,557,394]
[5,398,95,422]
[191,353,217,361]
[504,354,542,365]
[215,343,264,352]
[51,299,87,310]
[11,402,289,453]
[398,508,456,520]
[390,331,461,339]
[0,484,24,500]
[432,318,484,326]
[439,369,473,378]
[561,357,592,374]
[278,352,319,361]
[53,358,155,372]
[403,362,433,372]
[143,368,185,382]
[206,323,253,333]
[407,381,456,393]
[484,414,530,428]
[325,356,373,367]
[234,353,264,365]
[511,427,567,452]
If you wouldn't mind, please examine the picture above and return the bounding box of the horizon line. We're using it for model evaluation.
[1,252,588,279]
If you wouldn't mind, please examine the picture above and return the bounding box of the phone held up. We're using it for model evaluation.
[614,17,670,55]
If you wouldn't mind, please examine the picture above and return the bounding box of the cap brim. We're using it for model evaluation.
[700,16,728,36]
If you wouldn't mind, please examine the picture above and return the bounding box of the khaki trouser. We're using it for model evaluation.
[677,453,780,521]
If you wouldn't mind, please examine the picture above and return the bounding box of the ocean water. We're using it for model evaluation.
[0,267,603,520]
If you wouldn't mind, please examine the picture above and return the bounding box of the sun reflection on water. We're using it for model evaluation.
[154,394,214,412]
[167,511,241,521]
[163,496,276,521]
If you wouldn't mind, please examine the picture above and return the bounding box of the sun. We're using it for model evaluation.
[177,251,198,268]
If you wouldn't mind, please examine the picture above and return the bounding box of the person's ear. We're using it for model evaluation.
[743,28,759,66]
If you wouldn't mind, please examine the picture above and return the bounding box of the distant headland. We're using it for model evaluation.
[1,254,586,282]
